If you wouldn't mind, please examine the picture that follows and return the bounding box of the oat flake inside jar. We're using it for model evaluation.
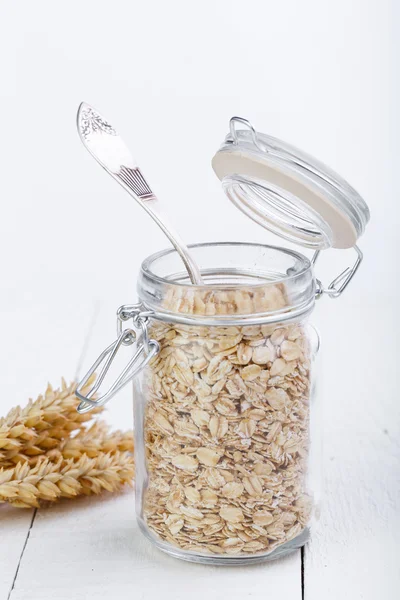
[76,117,370,564]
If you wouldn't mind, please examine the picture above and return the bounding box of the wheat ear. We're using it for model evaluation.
[0,452,134,508]
[43,421,134,462]
[0,377,102,467]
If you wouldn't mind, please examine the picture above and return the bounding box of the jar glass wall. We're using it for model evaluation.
[133,243,320,564]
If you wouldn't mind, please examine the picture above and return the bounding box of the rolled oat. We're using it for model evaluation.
[140,285,313,557]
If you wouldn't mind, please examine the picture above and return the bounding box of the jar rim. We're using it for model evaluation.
[138,242,316,326]
[141,241,312,288]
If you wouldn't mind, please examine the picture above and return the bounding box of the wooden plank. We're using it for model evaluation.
[304,303,400,600]
[10,491,302,600]
[0,507,35,600]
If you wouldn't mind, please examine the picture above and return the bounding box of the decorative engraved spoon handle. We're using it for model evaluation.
[77,102,203,285]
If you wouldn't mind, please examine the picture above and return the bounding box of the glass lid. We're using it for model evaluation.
[212,117,370,250]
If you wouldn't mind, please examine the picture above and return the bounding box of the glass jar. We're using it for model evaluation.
[75,116,370,565]
[133,242,319,564]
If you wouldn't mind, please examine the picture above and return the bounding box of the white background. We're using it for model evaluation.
[0,1,398,599]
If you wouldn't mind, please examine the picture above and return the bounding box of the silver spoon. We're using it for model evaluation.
[76,102,203,284]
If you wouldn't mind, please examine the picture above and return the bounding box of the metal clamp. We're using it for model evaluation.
[312,245,363,299]
[75,305,159,414]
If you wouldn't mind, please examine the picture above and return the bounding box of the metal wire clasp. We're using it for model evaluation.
[228,116,266,152]
[313,245,363,299]
[75,304,159,414]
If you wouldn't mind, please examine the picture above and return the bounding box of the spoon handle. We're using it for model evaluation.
[115,165,203,284]
[129,192,203,285]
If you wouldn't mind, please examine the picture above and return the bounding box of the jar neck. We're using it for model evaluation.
[137,242,315,326]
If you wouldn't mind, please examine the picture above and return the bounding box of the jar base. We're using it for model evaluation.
[138,519,310,565]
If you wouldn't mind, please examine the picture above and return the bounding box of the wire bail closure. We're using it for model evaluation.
[75,305,159,414]
[312,245,363,299]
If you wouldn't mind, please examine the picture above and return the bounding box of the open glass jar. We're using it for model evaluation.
[134,242,319,564]
[76,117,370,565]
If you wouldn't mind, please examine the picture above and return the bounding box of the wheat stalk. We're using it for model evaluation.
[0,377,102,467]
[0,452,134,508]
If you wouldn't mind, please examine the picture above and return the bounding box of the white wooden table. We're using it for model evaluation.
[1,291,398,600]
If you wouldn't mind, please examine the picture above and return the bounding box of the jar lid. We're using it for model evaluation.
[212,117,370,250]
